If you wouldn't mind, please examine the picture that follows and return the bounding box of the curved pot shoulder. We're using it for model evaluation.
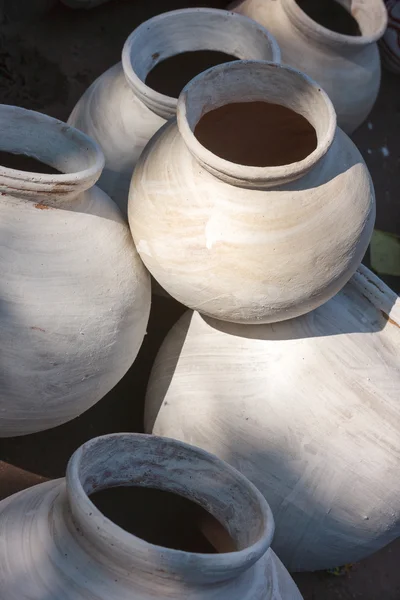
[145,267,400,571]
[68,63,164,216]
[130,120,374,324]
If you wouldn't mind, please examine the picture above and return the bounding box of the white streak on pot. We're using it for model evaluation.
[145,265,400,572]
[0,433,303,599]
[230,0,388,133]
[67,8,281,217]
[0,105,151,437]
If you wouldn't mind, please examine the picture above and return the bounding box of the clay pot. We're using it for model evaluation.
[129,60,375,324]
[0,105,151,437]
[230,0,387,133]
[145,265,400,572]
[0,433,303,599]
[67,8,280,217]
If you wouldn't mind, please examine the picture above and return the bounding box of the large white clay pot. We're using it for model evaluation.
[145,265,400,572]
[129,60,375,324]
[230,0,387,133]
[0,433,303,599]
[67,8,280,217]
[0,106,151,437]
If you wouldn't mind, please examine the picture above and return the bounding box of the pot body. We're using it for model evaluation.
[0,434,303,599]
[0,106,151,437]
[145,266,400,571]
[129,108,375,323]
[231,0,387,133]
[67,9,280,217]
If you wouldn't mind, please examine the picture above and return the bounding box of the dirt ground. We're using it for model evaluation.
[0,1,399,598]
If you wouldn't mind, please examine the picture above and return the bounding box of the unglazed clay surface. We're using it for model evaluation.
[129,61,375,324]
[0,106,151,437]
[145,265,400,572]
[0,434,303,599]
[230,0,387,133]
[68,8,280,216]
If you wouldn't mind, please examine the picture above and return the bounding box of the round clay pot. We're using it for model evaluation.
[67,8,280,217]
[0,105,151,437]
[230,0,388,133]
[145,265,400,572]
[129,60,375,324]
[0,433,303,599]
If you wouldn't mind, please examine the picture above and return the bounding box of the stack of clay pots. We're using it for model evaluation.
[0,3,399,598]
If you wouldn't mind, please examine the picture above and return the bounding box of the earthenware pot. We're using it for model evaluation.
[0,433,303,599]
[230,0,387,133]
[145,265,400,572]
[67,8,280,217]
[0,105,151,437]
[129,60,375,324]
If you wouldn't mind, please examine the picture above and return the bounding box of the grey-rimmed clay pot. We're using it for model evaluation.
[0,433,303,599]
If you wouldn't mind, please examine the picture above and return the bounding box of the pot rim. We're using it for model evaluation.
[177,60,337,188]
[66,433,275,585]
[0,105,104,197]
[282,0,388,47]
[121,7,281,120]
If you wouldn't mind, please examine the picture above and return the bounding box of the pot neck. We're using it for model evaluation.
[0,105,104,204]
[121,8,280,120]
[65,434,274,597]
[177,60,336,189]
[282,0,388,49]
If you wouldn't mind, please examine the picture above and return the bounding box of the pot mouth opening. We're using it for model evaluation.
[0,105,104,196]
[122,8,280,120]
[283,0,388,45]
[177,60,336,188]
[66,434,273,582]
[89,484,238,554]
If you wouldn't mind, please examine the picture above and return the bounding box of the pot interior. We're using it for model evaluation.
[0,150,61,174]
[90,485,238,554]
[194,101,318,167]
[145,50,239,99]
[296,0,362,36]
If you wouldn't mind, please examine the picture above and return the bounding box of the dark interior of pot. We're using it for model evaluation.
[0,150,61,174]
[194,101,318,167]
[145,50,238,98]
[90,485,238,553]
[296,0,362,36]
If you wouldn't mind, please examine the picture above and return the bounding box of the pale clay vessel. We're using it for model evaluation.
[145,265,400,572]
[0,106,151,437]
[0,433,303,599]
[230,0,388,133]
[67,8,281,217]
[129,60,375,324]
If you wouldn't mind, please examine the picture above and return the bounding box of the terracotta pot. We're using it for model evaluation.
[230,0,387,133]
[145,265,400,572]
[67,8,280,217]
[0,106,151,437]
[129,60,375,324]
[0,433,303,599]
